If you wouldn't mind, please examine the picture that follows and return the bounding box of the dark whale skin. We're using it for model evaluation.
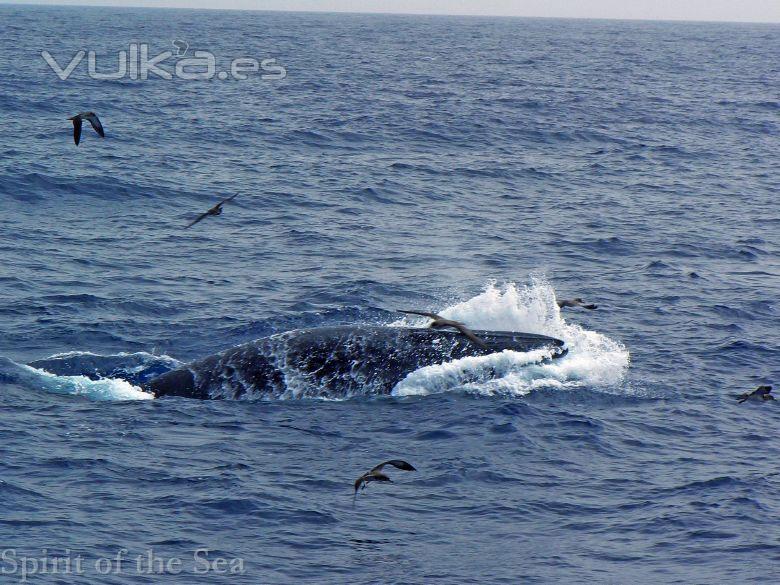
[143,326,567,400]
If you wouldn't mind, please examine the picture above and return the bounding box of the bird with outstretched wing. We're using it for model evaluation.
[557,298,598,310]
[68,112,105,146]
[737,385,773,403]
[185,193,239,229]
[398,309,488,349]
[354,460,417,496]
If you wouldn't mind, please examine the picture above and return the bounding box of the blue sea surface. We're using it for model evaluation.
[0,5,779,583]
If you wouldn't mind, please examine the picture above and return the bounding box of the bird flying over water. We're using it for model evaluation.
[354,460,417,496]
[737,385,774,404]
[185,193,238,229]
[398,309,488,349]
[68,112,104,146]
[557,298,598,310]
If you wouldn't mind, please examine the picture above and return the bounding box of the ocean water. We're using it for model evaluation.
[0,5,779,583]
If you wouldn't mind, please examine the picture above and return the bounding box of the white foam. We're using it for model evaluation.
[391,279,630,397]
[20,365,154,401]
[45,350,181,368]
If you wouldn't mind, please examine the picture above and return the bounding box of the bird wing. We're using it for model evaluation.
[208,193,238,212]
[738,387,763,403]
[185,211,210,229]
[371,460,416,473]
[71,116,82,145]
[448,322,489,349]
[583,304,598,310]
[398,309,443,320]
[84,113,105,138]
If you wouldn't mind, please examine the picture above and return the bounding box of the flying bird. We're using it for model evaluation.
[185,193,238,229]
[737,385,774,404]
[354,460,417,497]
[557,298,598,310]
[398,309,488,349]
[68,112,105,146]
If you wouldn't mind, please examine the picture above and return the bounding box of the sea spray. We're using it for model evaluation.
[0,356,155,401]
[20,366,154,400]
[22,365,154,401]
[392,280,629,397]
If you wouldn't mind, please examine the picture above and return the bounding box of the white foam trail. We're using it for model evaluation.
[391,279,629,397]
[20,365,154,401]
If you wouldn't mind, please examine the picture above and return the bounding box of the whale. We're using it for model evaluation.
[139,326,567,400]
[24,326,567,400]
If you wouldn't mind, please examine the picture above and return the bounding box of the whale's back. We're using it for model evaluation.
[144,326,567,400]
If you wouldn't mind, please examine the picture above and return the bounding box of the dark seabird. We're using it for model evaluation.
[737,385,774,404]
[398,309,488,348]
[185,193,238,229]
[68,112,105,146]
[557,298,598,310]
[354,460,416,496]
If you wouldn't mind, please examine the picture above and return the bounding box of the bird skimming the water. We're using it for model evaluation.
[68,112,105,146]
[557,298,598,310]
[354,460,417,498]
[398,310,488,349]
[185,193,238,229]
[737,385,774,404]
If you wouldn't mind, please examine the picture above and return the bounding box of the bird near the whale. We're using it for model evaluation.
[557,298,598,310]
[185,193,238,229]
[68,112,105,146]
[354,460,417,497]
[398,309,488,349]
[737,385,774,404]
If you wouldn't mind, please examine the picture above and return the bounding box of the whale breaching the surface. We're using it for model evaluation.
[185,193,238,229]
[134,326,567,400]
[354,460,417,497]
[737,385,773,403]
[68,112,105,146]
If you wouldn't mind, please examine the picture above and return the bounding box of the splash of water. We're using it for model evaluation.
[392,279,629,397]
[0,356,154,401]
[21,365,154,401]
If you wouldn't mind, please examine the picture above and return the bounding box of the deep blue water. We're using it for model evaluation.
[1,5,779,582]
